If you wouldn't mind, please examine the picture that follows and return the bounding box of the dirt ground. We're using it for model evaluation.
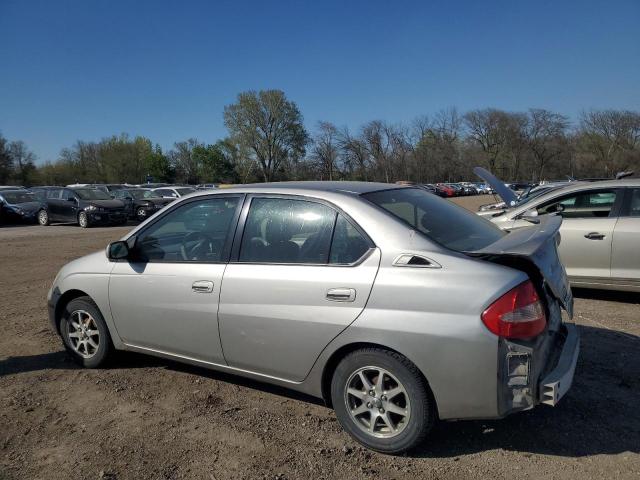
[1,195,639,480]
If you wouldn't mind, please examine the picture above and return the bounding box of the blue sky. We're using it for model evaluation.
[1,0,638,163]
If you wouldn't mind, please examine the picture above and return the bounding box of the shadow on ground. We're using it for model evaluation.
[1,325,637,458]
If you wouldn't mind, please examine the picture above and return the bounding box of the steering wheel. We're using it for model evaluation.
[180,232,217,260]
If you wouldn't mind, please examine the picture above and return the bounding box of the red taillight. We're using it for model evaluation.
[481,281,546,339]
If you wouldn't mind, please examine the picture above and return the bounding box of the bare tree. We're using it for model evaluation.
[311,121,341,180]
[464,108,511,173]
[8,140,36,185]
[579,109,640,175]
[524,109,570,180]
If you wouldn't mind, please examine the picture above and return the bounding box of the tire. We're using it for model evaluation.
[331,348,436,454]
[37,209,49,226]
[136,207,148,222]
[78,211,89,228]
[59,296,112,368]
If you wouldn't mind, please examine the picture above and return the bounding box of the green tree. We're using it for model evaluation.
[223,89,309,182]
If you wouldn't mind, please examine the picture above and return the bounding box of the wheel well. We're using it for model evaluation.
[320,342,429,408]
[54,289,89,333]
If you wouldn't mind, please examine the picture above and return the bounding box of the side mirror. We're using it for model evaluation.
[67,197,76,202]
[107,240,130,260]
[125,196,133,201]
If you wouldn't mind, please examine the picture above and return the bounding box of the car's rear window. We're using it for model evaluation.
[363,188,505,251]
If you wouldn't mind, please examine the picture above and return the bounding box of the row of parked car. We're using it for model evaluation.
[0,183,216,227]
[415,182,495,197]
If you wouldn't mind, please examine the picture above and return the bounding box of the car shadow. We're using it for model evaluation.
[1,325,637,457]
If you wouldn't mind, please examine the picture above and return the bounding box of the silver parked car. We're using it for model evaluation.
[476,168,640,292]
[47,182,579,453]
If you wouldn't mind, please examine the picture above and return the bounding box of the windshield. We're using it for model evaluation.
[131,189,160,200]
[75,189,112,200]
[363,188,505,251]
[2,191,37,204]
[176,187,196,196]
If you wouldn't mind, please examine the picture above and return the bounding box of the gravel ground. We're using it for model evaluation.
[1,195,639,480]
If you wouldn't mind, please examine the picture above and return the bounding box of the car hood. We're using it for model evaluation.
[88,199,124,209]
[465,215,573,317]
[474,167,519,207]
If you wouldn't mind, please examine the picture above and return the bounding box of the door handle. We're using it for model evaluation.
[584,232,606,240]
[192,280,214,293]
[326,288,356,302]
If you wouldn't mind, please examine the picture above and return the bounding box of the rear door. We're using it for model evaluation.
[611,188,640,283]
[534,188,621,279]
[218,195,379,381]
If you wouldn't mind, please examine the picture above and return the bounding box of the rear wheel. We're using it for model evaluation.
[331,348,435,454]
[37,209,49,226]
[60,296,112,368]
[78,211,89,228]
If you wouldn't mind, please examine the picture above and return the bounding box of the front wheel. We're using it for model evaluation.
[78,211,89,228]
[60,296,112,368]
[331,348,436,454]
[37,209,49,226]
[136,207,148,222]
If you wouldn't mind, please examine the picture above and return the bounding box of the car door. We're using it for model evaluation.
[46,188,64,221]
[611,188,640,283]
[218,196,380,382]
[60,188,79,222]
[109,194,243,363]
[534,188,621,279]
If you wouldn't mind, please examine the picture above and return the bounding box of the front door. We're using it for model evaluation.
[534,188,620,279]
[109,195,242,363]
[218,196,379,382]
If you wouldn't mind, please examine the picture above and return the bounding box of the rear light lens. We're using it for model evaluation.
[482,281,546,339]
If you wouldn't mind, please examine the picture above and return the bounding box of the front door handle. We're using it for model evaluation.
[192,280,214,293]
[326,288,356,302]
[584,232,606,240]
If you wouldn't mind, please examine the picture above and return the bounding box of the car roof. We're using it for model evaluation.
[222,181,399,196]
[510,178,640,212]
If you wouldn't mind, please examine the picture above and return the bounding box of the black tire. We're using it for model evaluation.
[136,207,148,222]
[331,348,436,454]
[37,209,49,226]
[78,211,89,228]
[59,296,112,368]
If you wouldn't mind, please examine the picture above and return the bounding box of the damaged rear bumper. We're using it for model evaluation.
[539,324,580,406]
[498,319,580,416]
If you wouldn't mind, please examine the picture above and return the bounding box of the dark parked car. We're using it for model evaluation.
[111,188,174,221]
[34,187,127,227]
[0,189,48,225]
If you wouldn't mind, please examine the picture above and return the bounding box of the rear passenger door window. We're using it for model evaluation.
[239,197,372,265]
[239,198,336,263]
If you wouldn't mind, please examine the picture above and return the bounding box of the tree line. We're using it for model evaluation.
[2,89,639,187]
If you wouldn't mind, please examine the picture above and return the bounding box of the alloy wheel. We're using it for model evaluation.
[344,366,411,438]
[66,310,100,358]
[38,210,48,225]
[79,212,88,228]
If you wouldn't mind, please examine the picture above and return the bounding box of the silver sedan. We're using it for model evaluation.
[47,182,579,453]
[476,169,640,292]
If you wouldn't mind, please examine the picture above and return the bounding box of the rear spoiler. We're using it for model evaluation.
[466,215,573,317]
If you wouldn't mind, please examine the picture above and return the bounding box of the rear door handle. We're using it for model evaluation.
[326,288,356,302]
[584,232,606,240]
[192,280,214,293]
